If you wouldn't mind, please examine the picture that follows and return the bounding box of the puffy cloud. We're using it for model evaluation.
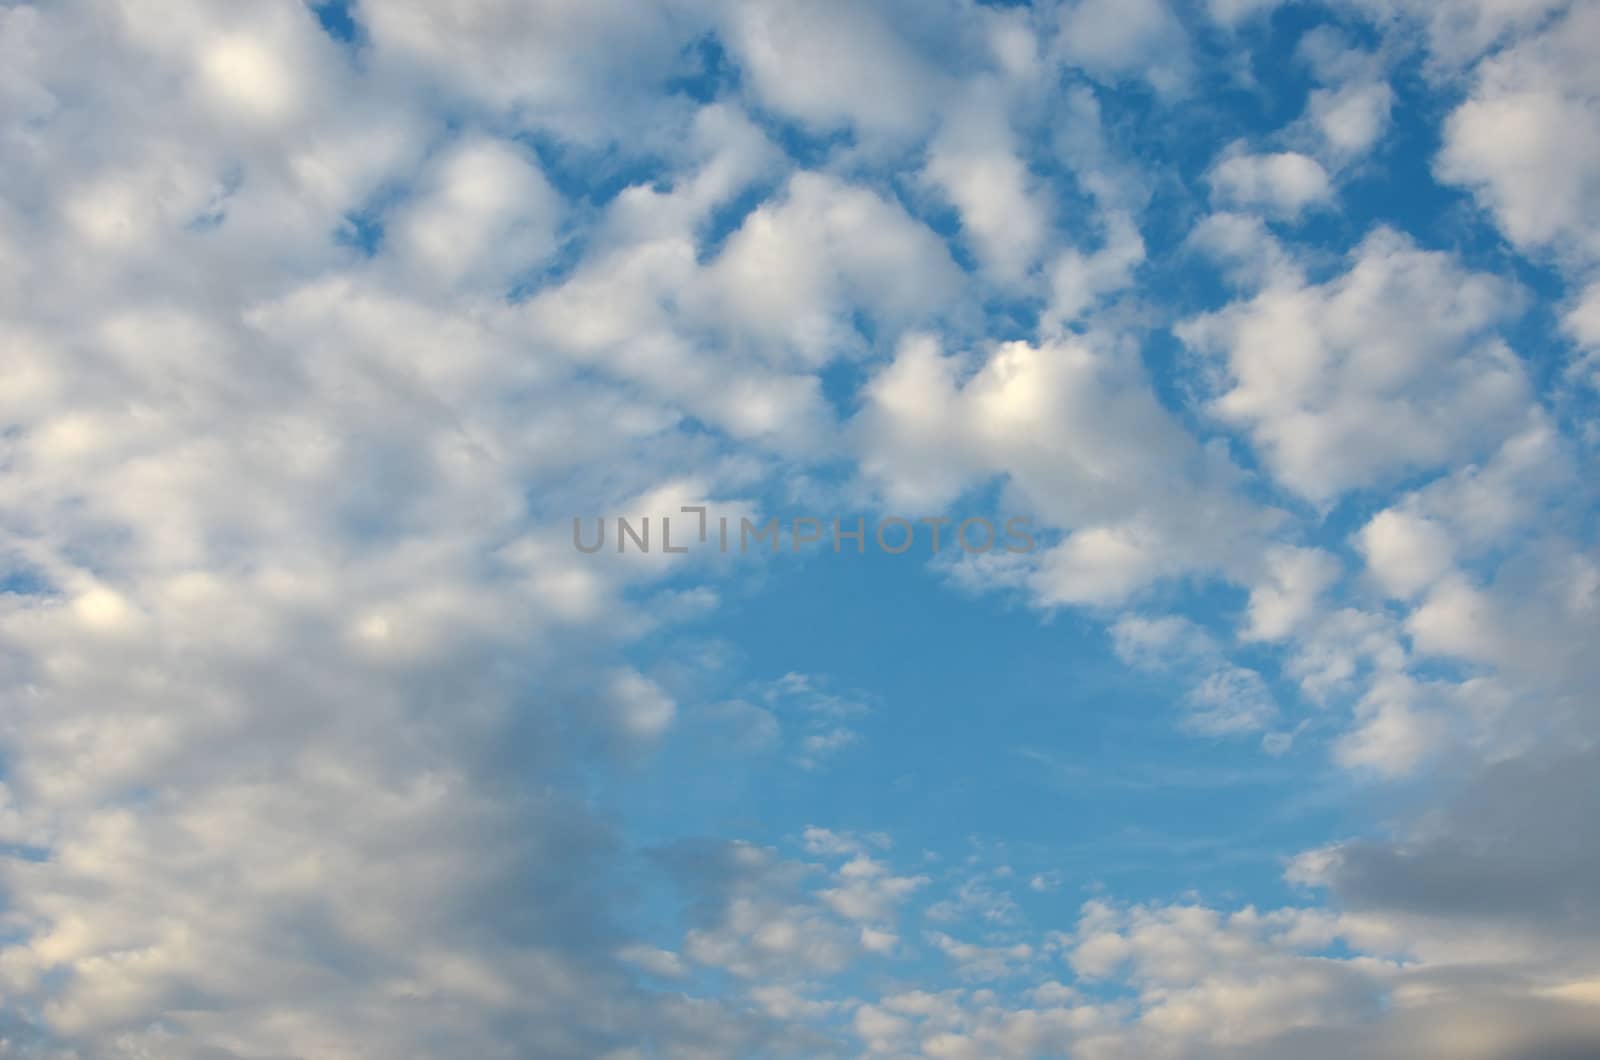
[663,842,862,980]
[1355,0,1569,69]
[1308,81,1394,159]
[1436,2,1600,264]
[607,669,679,743]
[1208,146,1334,218]
[1184,211,1296,289]
[654,835,923,990]
[4,0,1599,1056]
[720,0,954,139]
[1243,545,1341,642]
[1274,745,1600,1059]
[1332,673,1445,776]
[924,83,1052,282]
[1178,228,1529,504]
[819,856,929,923]
[1562,280,1600,387]
[1355,510,1456,599]
[1295,28,1395,162]
[1054,0,1191,96]
[0,10,798,1057]
[523,162,962,452]
[388,136,562,290]
[856,333,1276,605]
[1044,209,1146,330]
[361,0,708,138]
[700,172,965,364]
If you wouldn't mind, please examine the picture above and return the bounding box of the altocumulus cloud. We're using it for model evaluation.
[1,0,1599,1058]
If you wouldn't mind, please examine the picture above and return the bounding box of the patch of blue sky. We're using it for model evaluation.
[305,0,359,47]
[612,541,1353,924]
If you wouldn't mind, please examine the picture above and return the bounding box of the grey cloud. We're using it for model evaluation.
[1326,749,1600,945]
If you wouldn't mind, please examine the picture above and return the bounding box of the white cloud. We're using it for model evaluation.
[1111,613,1217,669]
[1208,145,1334,218]
[1356,509,1456,599]
[1436,2,1600,264]
[1112,614,1278,735]
[0,12,794,1055]
[608,669,678,743]
[618,944,689,980]
[1054,0,1190,96]
[856,333,1275,605]
[1206,0,1287,26]
[818,856,929,923]
[1244,545,1342,642]
[389,137,561,289]
[720,0,951,138]
[1044,210,1146,330]
[701,171,964,365]
[1565,281,1600,348]
[362,0,705,138]
[524,158,963,451]
[1308,81,1395,159]
[1296,27,1394,162]
[1185,210,1295,288]
[4,2,1600,1057]
[1563,280,1600,387]
[1179,227,1529,504]
[924,84,1051,282]
[1184,665,1280,735]
[1334,673,1445,776]
[745,673,875,769]
[1356,0,1569,69]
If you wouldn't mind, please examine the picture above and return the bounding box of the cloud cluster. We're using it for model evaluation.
[1,0,1596,1057]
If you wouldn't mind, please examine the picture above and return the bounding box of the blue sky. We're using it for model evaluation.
[1,0,1599,1057]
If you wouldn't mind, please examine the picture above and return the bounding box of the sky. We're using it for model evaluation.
[1,0,1598,1057]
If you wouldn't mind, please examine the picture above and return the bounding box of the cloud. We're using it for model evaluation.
[718,0,954,139]
[700,171,965,365]
[654,836,924,987]
[745,673,875,769]
[1332,673,1445,776]
[1356,509,1456,599]
[3,0,1599,1056]
[856,332,1276,605]
[1436,2,1600,264]
[1243,545,1341,642]
[1563,280,1600,386]
[924,83,1052,282]
[1208,146,1334,218]
[1178,227,1529,504]
[522,160,962,452]
[1044,210,1146,331]
[1206,0,1288,26]
[1295,28,1395,162]
[1184,211,1296,289]
[607,669,679,743]
[1356,0,1569,69]
[1054,0,1191,96]
[0,10,786,1056]
[361,0,707,138]
[388,136,561,290]
[1112,614,1279,735]
[1314,748,1600,950]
